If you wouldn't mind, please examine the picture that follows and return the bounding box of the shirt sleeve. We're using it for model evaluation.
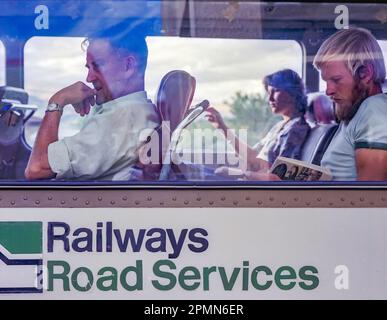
[48,139,74,178]
[353,96,387,151]
[256,121,282,160]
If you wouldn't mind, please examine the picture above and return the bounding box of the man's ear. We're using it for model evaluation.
[124,55,136,77]
[356,64,373,83]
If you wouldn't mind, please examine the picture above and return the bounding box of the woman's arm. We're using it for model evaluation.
[205,107,267,170]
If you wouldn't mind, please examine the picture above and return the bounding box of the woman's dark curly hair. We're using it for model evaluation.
[263,69,308,114]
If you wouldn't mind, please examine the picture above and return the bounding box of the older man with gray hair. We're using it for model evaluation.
[314,27,387,181]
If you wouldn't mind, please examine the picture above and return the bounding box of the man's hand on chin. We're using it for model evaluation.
[49,82,97,117]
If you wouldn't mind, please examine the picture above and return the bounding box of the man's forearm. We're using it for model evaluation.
[25,111,62,179]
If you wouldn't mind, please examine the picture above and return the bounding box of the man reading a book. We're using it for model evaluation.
[313,27,387,181]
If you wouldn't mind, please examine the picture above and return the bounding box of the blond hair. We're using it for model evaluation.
[313,27,386,84]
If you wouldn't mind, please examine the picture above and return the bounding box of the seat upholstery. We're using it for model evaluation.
[307,92,336,125]
[0,86,32,179]
[156,70,196,134]
[139,70,196,180]
[300,123,338,165]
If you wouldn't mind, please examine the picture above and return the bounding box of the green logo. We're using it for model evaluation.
[0,222,43,294]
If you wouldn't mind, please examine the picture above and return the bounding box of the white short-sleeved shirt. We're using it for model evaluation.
[321,93,387,181]
[48,91,159,180]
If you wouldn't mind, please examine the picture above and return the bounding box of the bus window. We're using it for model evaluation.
[24,37,86,146]
[146,37,302,156]
[24,35,302,154]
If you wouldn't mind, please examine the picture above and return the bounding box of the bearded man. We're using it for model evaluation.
[314,27,387,180]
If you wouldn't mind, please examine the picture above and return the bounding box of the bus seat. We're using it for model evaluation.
[306,92,336,126]
[0,86,33,180]
[156,70,196,134]
[300,123,338,166]
[383,80,387,93]
[139,70,197,180]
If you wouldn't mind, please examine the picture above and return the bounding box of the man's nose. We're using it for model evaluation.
[86,68,96,83]
[325,83,335,97]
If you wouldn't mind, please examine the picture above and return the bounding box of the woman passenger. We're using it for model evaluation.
[206,69,310,173]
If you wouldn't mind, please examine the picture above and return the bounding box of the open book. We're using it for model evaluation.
[270,156,332,181]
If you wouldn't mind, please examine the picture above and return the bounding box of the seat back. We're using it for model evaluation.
[156,70,196,134]
[300,123,338,165]
[139,70,196,180]
[0,86,32,179]
[307,92,336,125]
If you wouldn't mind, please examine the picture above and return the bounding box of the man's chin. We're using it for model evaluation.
[335,102,360,122]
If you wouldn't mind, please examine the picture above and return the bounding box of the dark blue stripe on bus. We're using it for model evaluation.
[0,287,43,294]
[0,252,42,266]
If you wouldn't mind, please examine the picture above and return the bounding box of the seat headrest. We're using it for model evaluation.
[307,92,335,125]
[155,70,196,133]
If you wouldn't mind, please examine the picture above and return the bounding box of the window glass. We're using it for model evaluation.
[24,36,302,156]
[146,37,302,160]
[24,37,86,146]
[147,37,302,108]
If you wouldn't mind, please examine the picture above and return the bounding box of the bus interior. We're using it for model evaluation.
[1,0,387,186]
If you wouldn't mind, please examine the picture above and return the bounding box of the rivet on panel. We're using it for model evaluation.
[233,201,238,205]
[360,198,364,202]
[135,201,140,205]
[294,198,299,202]
[209,201,214,205]
[111,201,116,205]
[245,197,250,201]
[370,202,374,205]
[147,197,152,201]
[35,200,40,205]
[196,197,202,201]
[61,200,66,205]
[282,201,286,205]
[47,196,52,201]
[269,197,274,202]
[172,197,177,201]
[340,198,345,202]
[258,201,263,205]
[317,198,321,202]
[160,202,164,205]
[329,203,333,206]
[122,196,128,201]
[350,201,355,205]
[23,196,28,201]
[73,197,77,201]
[10,201,15,206]
[221,197,226,201]
[382,198,386,202]
[98,197,103,201]
[184,201,189,205]
[85,201,90,205]
[306,202,311,206]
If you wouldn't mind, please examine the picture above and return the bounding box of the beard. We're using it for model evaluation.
[335,82,368,122]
